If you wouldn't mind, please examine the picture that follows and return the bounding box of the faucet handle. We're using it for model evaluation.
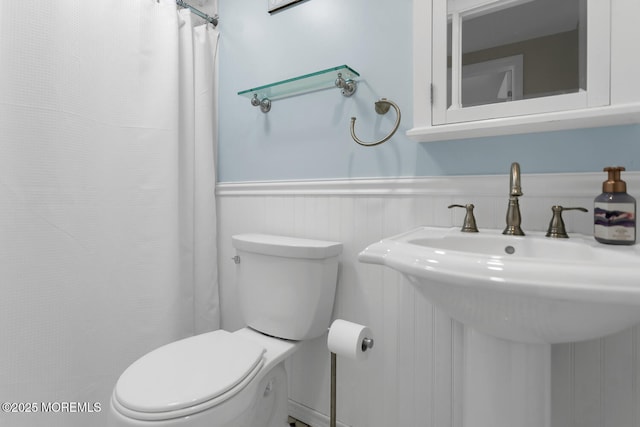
[546,205,588,238]
[448,204,479,233]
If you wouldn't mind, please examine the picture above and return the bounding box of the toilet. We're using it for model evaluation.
[108,233,342,427]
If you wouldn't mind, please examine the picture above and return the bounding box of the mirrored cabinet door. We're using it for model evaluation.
[432,0,611,125]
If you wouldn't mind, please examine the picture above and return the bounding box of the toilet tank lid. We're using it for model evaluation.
[232,234,342,259]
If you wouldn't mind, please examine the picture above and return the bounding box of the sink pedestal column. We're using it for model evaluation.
[462,329,550,427]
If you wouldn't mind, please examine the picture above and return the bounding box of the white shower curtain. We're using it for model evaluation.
[0,1,219,426]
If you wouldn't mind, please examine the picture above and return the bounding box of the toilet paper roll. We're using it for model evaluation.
[327,319,373,361]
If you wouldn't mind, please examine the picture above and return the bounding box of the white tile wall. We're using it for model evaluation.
[217,173,640,427]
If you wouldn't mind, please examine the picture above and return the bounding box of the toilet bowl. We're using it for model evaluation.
[109,328,297,427]
[108,234,342,427]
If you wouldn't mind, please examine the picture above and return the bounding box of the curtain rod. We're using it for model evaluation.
[176,0,219,27]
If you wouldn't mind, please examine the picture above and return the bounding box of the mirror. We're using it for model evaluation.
[447,0,586,109]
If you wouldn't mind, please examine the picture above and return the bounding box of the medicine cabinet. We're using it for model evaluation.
[409,0,640,142]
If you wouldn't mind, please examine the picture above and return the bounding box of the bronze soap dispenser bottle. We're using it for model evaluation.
[594,166,636,245]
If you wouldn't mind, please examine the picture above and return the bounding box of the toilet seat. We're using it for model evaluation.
[113,330,265,421]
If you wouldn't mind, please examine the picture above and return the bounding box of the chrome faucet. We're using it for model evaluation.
[503,162,525,236]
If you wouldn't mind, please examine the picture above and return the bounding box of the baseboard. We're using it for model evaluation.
[288,400,350,427]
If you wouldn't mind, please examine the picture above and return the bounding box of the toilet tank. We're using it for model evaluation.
[231,234,342,341]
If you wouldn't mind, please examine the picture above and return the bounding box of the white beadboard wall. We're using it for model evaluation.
[216,172,640,427]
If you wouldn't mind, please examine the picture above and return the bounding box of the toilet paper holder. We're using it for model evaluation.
[326,326,374,353]
[361,337,374,352]
[328,324,374,427]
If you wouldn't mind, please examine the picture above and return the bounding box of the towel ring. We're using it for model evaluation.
[350,98,401,147]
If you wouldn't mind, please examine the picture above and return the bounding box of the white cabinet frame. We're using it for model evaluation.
[409,0,640,142]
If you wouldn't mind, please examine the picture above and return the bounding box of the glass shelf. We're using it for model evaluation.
[238,65,360,102]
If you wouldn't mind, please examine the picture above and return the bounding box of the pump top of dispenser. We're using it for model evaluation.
[602,166,628,193]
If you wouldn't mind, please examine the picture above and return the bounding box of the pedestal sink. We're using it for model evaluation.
[359,226,640,344]
[359,226,640,427]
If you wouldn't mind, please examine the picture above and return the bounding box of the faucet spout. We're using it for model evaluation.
[503,162,525,236]
[509,162,523,197]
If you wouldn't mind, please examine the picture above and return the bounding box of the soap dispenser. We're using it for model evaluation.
[594,166,636,245]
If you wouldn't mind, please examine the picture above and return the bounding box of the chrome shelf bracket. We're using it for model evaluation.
[334,73,357,97]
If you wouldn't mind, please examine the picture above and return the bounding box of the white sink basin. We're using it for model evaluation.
[359,226,640,344]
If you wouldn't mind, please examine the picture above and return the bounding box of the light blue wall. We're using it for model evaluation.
[218,0,640,182]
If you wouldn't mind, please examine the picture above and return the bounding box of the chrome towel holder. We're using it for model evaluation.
[350,98,401,147]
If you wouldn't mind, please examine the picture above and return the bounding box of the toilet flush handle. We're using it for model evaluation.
[231,255,241,264]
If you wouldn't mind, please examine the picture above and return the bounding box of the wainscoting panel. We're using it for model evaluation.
[217,173,640,427]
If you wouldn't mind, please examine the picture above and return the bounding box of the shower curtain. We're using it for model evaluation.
[0,1,219,426]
